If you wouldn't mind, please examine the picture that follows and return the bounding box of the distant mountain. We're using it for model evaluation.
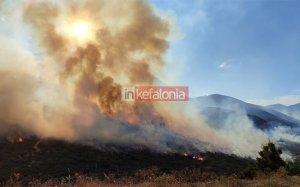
[267,104,289,111]
[189,94,300,153]
[290,103,300,110]
[267,103,300,121]
[191,94,300,130]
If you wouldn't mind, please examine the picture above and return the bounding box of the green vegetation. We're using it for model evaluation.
[287,156,300,176]
[256,142,286,172]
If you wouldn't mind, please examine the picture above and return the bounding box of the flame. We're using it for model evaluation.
[18,137,24,143]
[193,156,204,161]
[182,151,204,161]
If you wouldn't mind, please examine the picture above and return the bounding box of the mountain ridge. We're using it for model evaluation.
[191,94,300,130]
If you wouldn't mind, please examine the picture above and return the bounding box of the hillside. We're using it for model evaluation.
[0,135,251,184]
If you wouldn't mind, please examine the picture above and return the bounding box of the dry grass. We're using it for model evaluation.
[2,168,300,187]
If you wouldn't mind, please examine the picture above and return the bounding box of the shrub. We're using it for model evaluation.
[287,156,300,176]
[238,164,256,179]
[256,142,286,172]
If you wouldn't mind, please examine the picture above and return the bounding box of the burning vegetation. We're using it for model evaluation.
[0,135,252,184]
[17,137,23,143]
[182,152,205,161]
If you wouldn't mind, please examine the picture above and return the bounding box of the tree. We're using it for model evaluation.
[256,142,286,172]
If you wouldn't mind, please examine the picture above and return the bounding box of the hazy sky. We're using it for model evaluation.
[150,0,300,104]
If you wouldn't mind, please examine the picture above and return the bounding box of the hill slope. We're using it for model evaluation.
[0,136,251,183]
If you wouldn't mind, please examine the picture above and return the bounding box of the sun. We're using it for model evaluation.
[70,20,91,40]
[56,18,95,44]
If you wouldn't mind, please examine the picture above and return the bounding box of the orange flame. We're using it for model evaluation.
[193,156,204,161]
[18,137,24,143]
[182,151,204,161]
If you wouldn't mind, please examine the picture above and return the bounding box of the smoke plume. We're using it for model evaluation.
[0,0,288,158]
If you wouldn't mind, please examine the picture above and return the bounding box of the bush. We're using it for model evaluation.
[287,156,300,176]
[238,164,256,179]
[256,142,286,172]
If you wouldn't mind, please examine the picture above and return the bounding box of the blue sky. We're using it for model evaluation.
[150,0,300,104]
